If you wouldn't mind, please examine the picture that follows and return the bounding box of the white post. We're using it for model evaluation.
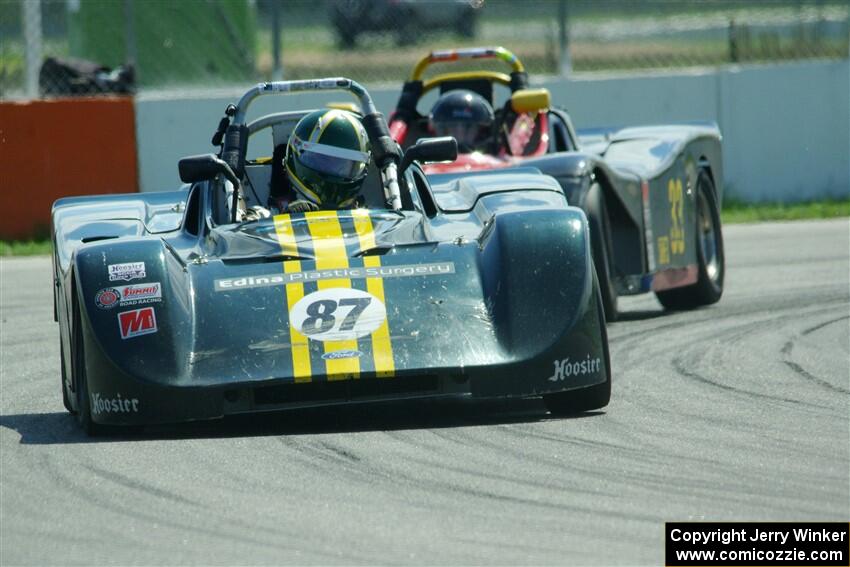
[22,0,43,98]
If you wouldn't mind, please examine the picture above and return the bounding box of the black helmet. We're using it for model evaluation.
[429,90,494,153]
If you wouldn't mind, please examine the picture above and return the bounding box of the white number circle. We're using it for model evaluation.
[289,288,386,342]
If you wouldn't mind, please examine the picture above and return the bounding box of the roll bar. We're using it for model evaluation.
[219,78,403,212]
[410,46,525,81]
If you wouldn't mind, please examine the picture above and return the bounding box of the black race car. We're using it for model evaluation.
[52,77,610,434]
[389,46,726,321]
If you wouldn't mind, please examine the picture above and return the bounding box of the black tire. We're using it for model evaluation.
[656,170,725,310]
[71,299,105,436]
[543,281,612,415]
[585,183,618,321]
[60,341,75,414]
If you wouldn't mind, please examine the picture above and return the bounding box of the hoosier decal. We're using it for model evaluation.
[108,262,146,282]
[90,392,139,415]
[547,354,602,382]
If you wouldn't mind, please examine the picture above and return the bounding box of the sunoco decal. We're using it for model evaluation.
[214,262,454,291]
[108,262,146,282]
[96,283,162,309]
[547,355,602,382]
[118,307,157,339]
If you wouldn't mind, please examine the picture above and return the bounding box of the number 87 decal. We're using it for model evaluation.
[290,288,387,342]
[668,178,686,255]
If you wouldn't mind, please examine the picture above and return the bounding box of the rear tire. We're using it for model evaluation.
[585,183,618,321]
[656,170,724,310]
[543,282,611,415]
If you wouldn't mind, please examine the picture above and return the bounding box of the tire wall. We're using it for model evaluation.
[0,97,138,240]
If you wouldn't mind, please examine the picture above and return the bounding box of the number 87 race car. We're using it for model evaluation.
[51,78,610,435]
[389,46,726,321]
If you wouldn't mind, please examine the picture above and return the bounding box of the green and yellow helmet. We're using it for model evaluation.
[285,109,371,209]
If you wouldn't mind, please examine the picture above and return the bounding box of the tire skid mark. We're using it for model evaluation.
[610,296,846,345]
[503,423,645,454]
[45,443,337,556]
[782,360,850,394]
[387,459,662,523]
[401,453,621,499]
[802,314,849,336]
[671,356,833,410]
[39,462,310,557]
[83,464,201,508]
[277,437,366,470]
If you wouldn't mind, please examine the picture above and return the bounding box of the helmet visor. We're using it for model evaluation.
[433,122,490,151]
[292,137,369,181]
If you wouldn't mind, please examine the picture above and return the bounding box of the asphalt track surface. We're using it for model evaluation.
[1,219,848,566]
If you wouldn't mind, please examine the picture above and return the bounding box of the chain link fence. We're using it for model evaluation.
[2,0,848,99]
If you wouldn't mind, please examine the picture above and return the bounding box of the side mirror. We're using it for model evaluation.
[511,88,551,113]
[178,153,242,223]
[178,153,239,186]
[400,137,458,173]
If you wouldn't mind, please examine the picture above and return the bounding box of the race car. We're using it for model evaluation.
[51,78,610,434]
[389,46,726,321]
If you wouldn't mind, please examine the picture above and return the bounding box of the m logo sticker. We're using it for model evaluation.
[118,307,157,339]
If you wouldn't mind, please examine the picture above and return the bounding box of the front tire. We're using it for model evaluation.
[543,282,611,415]
[656,170,725,310]
[60,341,75,413]
[71,299,104,436]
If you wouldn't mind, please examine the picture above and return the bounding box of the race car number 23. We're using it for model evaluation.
[289,288,387,342]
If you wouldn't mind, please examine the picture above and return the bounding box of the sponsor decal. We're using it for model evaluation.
[214,262,455,291]
[290,288,386,343]
[96,282,162,309]
[547,354,602,382]
[90,392,139,415]
[118,307,157,339]
[108,262,146,282]
[322,350,363,361]
[95,288,121,309]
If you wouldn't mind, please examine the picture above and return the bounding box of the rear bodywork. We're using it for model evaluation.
[52,80,608,426]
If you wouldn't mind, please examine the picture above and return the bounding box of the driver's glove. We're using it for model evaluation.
[286,200,320,213]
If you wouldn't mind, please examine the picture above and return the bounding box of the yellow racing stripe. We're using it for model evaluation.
[273,214,312,382]
[351,209,395,377]
[304,211,360,380]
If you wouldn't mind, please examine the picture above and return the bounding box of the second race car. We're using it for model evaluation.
[389,46,726,321]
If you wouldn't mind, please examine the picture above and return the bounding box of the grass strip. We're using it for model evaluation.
[721,198,849,224]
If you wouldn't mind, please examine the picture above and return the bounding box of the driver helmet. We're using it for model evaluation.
[429,90,494,153]
[285,109,371,209]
